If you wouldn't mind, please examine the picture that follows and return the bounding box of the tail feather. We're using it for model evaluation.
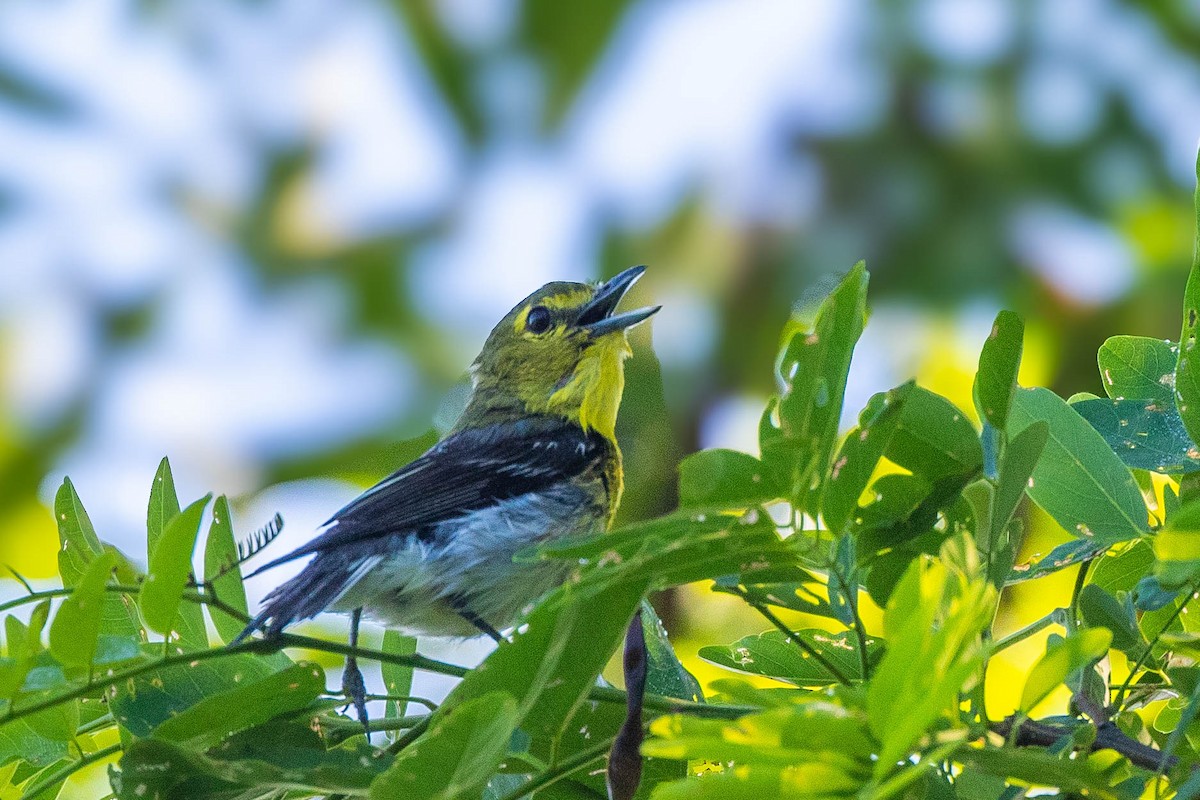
[233,554,360,642]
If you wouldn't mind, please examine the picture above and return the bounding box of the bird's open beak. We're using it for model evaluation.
[577,265,661,337]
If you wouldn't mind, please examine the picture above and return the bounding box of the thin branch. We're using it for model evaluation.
[993,715,1176,772]
[1113,586,1192,710]
[494,735,616,800]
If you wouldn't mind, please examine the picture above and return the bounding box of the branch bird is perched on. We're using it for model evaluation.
[236,266,659,720]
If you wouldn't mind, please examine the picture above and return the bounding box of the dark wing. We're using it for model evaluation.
[244,416,607,577]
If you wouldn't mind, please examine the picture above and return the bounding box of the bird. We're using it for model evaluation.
[235,265,659,724]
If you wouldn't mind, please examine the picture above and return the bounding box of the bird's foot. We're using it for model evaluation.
[343,655,369,734]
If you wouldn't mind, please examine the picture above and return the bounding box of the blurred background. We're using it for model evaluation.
[1,0,1199,721]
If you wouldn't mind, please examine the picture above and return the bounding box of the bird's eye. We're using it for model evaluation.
[526,305,552,334]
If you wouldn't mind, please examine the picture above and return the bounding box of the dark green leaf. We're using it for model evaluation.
[991,421,1047,551]
[370,692,519,800]
[698,629,879,686]
[884,386,982,483]
[202,495,248,645]
[822,382,913,533]
[678,449,779,509]
[712,568,835,619]
[1078,584,1143,653]
[764,262,868,508]
[1091,540,1154,595]
[639,601,703,703]
[48,550,116,669]
[113,735,388,798]
[54,478,140,640]
[1009,388,1148,541]
[975,310,1024,430]
[140,495,211,638]
[1007,537,1112,584]
[151,662,324,749]
[1098,336,1178,405]
[110,651,281,737]
[1073,398,1200,473]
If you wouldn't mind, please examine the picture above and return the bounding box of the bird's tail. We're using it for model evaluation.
[232,554,357,643]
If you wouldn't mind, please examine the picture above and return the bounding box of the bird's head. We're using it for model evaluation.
[462,266,659,442]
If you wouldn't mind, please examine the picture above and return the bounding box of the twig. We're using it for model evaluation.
[993,715,1176,772]
[495,736,617,800]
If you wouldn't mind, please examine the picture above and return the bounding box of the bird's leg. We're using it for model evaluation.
[343,607,369,733]
[449,596,504,643]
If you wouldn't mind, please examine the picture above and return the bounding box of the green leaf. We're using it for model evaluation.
[54,478,140,640]
[113,735,388,798]
[1098,336,1179,405]
[644,702,874,767]
[640,601,703,702]
[822,382,913,533]
[381,630,418,724]
[867,550,995,776]
[202,495,249,645]
[1153,499,1200,587]
[147,459,206,650]
[151,662,324,749]
[1091,540,1155,595]
[956,746,1128,800]
[678,449,779,509]
[712,568,835,619]
[1009,388,1149,541]
[763,262,868,507]
[699,629,878,686]
[110,651,281,737]
[885,386,982,483]
[0,717,66,770]
[1019,628,1113,712]
[370,692,519,800]
[140,495,211,638]
[1007,537,1112,584]
[1078,584,1143,653]
[48,550,116,669]
[992,421,1047,547]
[1073,398,1200,473]
[1175,151,1200,447]
[974,310,1024,430]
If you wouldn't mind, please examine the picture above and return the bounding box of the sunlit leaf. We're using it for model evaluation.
[54,478,140,640]
[1019,628,1112,713]
[140,495,211,638]
[822,382,913,533]
[202,495,248,645]
[974,310,1024,430]
[1098,336,1178,405]
[763,262,868,508]
[1009,388,1148,541]
[699,629,879,686]
[884,386,982,483]
[148,458,206,650]
[48,550,116,669]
